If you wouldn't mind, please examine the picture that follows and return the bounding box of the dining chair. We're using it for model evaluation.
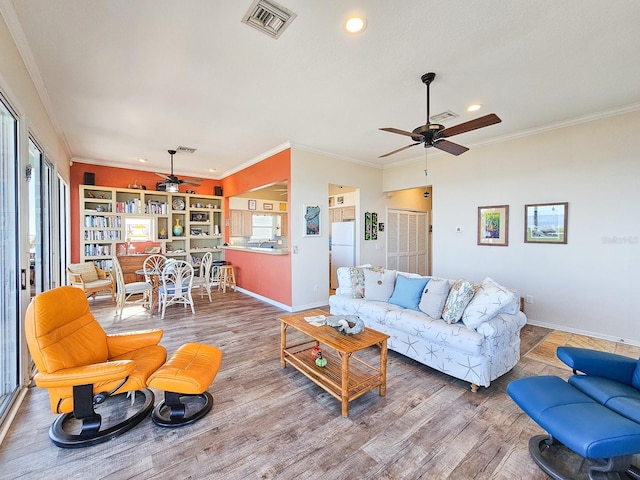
[112,256,153,317]
[191,252,214,302]
[158,260,195,319]
[143,254,166,309]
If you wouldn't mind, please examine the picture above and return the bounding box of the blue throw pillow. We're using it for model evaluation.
[388,274,430,311]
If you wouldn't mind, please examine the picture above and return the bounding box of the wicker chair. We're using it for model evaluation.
[67,262,115,300]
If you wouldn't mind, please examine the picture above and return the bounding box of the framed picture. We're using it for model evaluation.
[329,196,335,207]
[279,202,287,212]
[477,205,509,246]
[263,203,273,210]
[337,195,344,205]
[364,212,372,240]
[525,202,568,244]
[304,205,320,236]
[248,199,256,211]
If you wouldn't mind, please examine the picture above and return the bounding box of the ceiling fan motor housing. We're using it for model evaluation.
[411,124,445,143]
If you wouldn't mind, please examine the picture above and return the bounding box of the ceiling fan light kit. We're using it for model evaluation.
[378,72,502,159]
[156,149,203,192]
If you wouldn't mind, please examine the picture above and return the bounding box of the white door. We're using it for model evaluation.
[386,209,428,276]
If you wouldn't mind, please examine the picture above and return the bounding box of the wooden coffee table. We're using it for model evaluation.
[279,309,389,417]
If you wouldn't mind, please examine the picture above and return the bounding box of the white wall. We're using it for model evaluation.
[0,10,70,179]
[290,148,385,310]
[384,110,640,344]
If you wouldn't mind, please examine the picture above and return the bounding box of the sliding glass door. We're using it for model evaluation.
[28,139,56,296]
[0,96,20,418]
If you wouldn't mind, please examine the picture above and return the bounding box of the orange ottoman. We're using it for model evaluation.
[147,342,222,427]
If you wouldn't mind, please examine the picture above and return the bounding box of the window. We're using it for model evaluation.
[125,217,154,242]
[251,214,275,239]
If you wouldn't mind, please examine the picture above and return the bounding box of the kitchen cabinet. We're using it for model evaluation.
[329,206,356,223]
[230,210,253,236]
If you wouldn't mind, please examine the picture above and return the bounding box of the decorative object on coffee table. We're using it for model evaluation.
[325,315,364,335]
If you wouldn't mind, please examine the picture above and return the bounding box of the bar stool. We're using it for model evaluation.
[211,260,227,287]
[218,265,236,293]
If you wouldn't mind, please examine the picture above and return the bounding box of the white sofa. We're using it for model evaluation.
[329,266,527,390]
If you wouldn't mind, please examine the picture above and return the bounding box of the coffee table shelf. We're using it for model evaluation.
[279,309,389,417]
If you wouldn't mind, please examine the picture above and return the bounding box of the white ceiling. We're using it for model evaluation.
[5,0,640,180]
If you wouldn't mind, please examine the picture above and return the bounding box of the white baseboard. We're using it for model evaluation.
[527,318,640,348]
[234,287,327,313]
[234,287,292,312]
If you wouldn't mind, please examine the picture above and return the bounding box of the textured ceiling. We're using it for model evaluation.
[5,0,640,179]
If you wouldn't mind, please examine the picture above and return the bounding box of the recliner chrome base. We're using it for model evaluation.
[151,391,213,427]
[529,434,640,480]
[49,388,154,448]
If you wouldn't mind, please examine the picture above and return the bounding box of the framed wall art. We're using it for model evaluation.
[263,203,273,210]
[304,205,320,236]
[248,199,257,211]
[525,202,568,244]
[477,205,509,246]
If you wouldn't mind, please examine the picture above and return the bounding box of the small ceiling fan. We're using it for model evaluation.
[379,72,502,158]
[156,149,202,192]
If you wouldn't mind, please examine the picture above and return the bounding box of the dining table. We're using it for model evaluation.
[135,269,161,312]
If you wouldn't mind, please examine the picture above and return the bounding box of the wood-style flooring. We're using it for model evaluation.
[0,290,637,479]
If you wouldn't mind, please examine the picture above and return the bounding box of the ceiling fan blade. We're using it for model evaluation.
[433,139,469,156]
[439,113,502,138]
[180,180,201,186]
[380,127,425,139]
[156,172,171,180]
[378,143,421,158]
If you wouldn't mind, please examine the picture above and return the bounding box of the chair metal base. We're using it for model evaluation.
[151,391,213,428]
[529,434,638,480]
[49,388,154,448]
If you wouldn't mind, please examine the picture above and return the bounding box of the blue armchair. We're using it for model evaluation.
[508,346,640,480]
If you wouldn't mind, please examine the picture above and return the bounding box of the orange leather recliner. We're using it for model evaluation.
[25,286,167,448]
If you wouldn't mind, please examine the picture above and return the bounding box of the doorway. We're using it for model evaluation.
[328,183,357,292]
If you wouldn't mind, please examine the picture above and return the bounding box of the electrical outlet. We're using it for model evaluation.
[526,295,533,304]
[293,246,298,254]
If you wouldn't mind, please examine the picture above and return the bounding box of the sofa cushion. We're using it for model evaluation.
[385,309,485,356]
[388,274,429,311]
[418,277,450,318]
[363,268,396,302]
[442,279,478,324]
[462,277,517,329]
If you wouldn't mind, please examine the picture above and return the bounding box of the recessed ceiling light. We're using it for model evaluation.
[345,16,367,33]
[208,168,217,172]
[138,158,148,163]
[467,104,482,112]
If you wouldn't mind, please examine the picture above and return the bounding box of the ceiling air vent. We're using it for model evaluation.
[430,110,459,123]
[242,0,297,39]
[176,146,197,154]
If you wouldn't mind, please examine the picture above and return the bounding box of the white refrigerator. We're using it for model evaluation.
[331,221,355,289]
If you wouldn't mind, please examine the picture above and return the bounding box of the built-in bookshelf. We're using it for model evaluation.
[80,185,224,268]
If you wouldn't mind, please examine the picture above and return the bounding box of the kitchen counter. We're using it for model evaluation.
[221,245,289,255]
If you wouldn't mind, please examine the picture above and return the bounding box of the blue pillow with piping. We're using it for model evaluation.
[388,274,430,311]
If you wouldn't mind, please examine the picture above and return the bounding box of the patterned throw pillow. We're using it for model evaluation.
[418,277,450,318]
[442,279,478,324]
[462,277,517,329]
[335,264,372,297]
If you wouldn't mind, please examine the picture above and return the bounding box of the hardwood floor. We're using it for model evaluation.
[0,290,629,479]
